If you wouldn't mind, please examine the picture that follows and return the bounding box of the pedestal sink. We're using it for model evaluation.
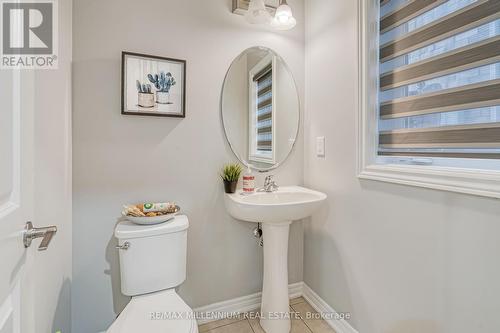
[224,186,327,333]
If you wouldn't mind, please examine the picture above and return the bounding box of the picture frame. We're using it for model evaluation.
[121,51,186,118]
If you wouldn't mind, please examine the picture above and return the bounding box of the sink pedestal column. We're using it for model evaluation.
[260,221,291,333]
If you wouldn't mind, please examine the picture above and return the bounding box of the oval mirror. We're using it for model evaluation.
[221,47,300,172]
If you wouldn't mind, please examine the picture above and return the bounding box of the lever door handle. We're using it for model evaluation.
[23,221,57,251]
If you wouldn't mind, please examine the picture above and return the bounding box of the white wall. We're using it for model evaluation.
[33,0,72,332]
[72,1,304,332]
[304,1,500,333]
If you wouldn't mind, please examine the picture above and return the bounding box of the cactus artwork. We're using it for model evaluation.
[147,71,177,93]
[136,80,154,108]
[147,71,177,104]
[123,52,185,117]
[136,80,152,94]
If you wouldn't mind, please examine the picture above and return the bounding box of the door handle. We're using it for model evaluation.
[23,221,57,251]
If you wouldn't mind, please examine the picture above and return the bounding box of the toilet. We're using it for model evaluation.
[107,215,198,333]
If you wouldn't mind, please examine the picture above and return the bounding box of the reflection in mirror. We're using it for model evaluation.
[221,47,300,172]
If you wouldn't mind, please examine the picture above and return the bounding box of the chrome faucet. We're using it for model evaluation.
[261,175,279,192]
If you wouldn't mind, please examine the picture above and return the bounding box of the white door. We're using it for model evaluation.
[0,68,52,333]
[0,1,71,331]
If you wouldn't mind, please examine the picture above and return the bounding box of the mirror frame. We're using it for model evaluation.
[220,46,301,173]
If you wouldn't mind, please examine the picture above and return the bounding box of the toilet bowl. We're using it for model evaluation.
[107,289,198,333]
[106,215,198,333]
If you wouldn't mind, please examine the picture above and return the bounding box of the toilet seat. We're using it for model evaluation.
[107,289,198,333]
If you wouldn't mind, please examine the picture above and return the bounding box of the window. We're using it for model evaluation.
[249,55,276,164]
[358,0,500,198]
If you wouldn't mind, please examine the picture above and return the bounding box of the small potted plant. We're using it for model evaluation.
[148,71,177,105]
[136,80,154,108]
[220,163,243,194]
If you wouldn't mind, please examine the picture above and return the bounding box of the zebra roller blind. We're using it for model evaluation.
[255,64,273,153]
[378,0,500,159]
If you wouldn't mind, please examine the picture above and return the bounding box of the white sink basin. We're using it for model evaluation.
[224,185,327,333]
[224,186,327,223]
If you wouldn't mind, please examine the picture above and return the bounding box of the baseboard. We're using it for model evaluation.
[302,283,358,333]
[288,281,304,299]
[194,282,303,325]
[194,282,358,333]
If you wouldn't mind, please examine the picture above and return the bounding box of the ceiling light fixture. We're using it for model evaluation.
[245,0,271,24]
[270,0,297,30]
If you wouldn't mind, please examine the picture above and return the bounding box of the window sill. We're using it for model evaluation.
[358,163,500,199]
[249,155,275,165]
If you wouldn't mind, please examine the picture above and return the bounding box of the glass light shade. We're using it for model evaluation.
[271,3,296,30]
[245,0,271,24]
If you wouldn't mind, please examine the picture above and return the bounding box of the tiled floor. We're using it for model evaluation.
[198,297,337,333]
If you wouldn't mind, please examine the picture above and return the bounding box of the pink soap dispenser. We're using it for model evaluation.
[242,164,255,194]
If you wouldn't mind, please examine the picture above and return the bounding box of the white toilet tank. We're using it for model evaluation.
[114,215,189,296]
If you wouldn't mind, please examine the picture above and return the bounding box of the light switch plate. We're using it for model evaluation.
[316,136,325,157]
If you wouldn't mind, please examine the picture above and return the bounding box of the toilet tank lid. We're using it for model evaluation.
[115,215,189,239]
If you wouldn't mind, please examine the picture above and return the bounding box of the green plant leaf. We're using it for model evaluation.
[220,163,243,182]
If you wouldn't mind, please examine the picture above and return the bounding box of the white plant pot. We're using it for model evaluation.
[138,93,155,108]
[156,91,171,104]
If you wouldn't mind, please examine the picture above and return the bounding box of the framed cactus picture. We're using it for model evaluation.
[121,51,186,117]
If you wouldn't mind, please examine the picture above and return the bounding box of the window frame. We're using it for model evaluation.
[248,54,277,165]
[357,0,500,199]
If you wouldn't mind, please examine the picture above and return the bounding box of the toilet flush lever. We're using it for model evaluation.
[116,242,130,250]
[23,221,57,251]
